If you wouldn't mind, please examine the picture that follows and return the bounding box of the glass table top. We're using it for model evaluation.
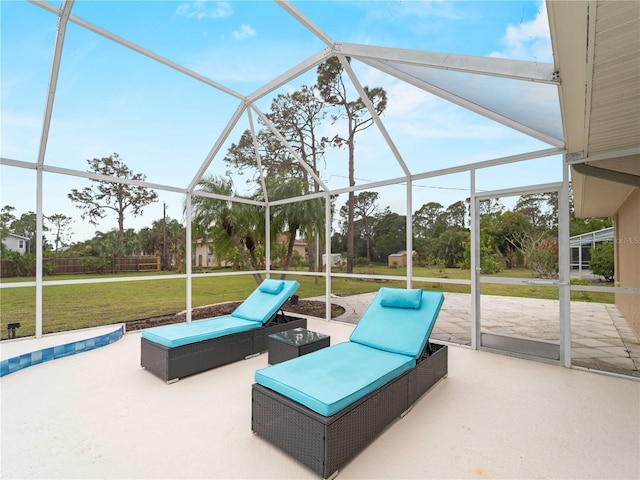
[269,327,329,347]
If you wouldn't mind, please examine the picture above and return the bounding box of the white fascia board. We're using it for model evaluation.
[360,56,565,148]
[247,48,333,104]
[29,0,244,100]
[566,147,640,165]
[276,0,334,47]
[337,43,558,84]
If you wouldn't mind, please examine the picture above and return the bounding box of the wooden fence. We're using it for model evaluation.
[0,260,15,277]
[0,256,161,277]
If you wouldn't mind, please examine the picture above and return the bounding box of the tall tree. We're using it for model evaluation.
[445,200,468,230]
[514,193,557,233]
[371,208,406,262]
[317,56,387,273]
[264,85,328,276]
[46,214,73,252]
[339,191,379,261]
[414,202,446,240]
[165,218,186,271]
[68,153,158,255]
[225,85,328,277]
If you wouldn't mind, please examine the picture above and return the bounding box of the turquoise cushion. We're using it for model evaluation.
[255,342,415,416]
[231,279,300,324]
[380,288,422,309]
[258,279,285,294]
[141,316,259,348]
[349,288,445,358]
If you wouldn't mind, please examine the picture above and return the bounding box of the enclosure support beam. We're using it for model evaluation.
[35,168,44,338]
[559,156,572,368]
[470,170,480,350]
[34,0,74,338]
[406,180,413,289]
[325,193,332,322]
[185,195,192,323]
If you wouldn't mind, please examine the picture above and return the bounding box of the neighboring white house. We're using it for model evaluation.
[2,233,29,254]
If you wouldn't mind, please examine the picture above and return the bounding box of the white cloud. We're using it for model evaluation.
[233,24,256,41]
[176,1,232,20]
[489,1,552,62]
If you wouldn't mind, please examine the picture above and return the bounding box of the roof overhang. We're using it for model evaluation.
[547,0,640,218]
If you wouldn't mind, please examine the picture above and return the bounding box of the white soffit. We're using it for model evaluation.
[572,173,634,218]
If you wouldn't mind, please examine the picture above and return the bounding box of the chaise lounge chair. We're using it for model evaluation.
[141,279,305,383]
[252,287,447,479]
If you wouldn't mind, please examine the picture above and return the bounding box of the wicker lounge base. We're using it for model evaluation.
[141,314,306,383]
[252,342,447,479]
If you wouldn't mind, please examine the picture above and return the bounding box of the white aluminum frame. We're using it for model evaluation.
[2,0,637,376]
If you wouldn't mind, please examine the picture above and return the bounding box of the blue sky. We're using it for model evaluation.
[0,0,562,244]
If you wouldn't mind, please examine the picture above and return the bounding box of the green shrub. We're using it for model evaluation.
[523,238,558,279]
[590,242,614,282]
[0,251,35,277]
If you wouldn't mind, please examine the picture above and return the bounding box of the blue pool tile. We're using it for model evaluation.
[1,326,124,377]
[42,348,54,361]
[31,350,43,365]
[19,354,31,368]
[8,357,20,372]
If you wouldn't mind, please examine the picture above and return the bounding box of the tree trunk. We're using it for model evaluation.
[347,137,355,274]
[280,228,298,280]
[231,236,262,284]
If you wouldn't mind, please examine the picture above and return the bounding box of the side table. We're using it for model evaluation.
[267,327,330,365]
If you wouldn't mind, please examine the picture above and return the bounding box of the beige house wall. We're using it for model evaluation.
[193,236,308,268]
[193,240,230,267]
[614,188,640,338]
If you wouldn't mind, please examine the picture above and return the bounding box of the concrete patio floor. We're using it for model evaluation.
[319,292,640,378]
[1,294,639,479]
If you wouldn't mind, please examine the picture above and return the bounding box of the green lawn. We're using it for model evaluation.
[0,266,613,339]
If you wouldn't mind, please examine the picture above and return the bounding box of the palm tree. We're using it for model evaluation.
[191,175,264,284]
[267,177,325,279]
